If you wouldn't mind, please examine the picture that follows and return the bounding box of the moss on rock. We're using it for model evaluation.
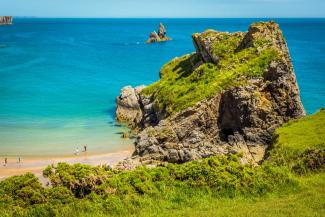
[143,22,281,116]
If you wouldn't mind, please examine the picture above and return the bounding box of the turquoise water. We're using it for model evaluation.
[0,18,324,157]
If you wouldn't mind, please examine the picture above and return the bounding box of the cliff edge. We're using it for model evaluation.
[116,21,305,167]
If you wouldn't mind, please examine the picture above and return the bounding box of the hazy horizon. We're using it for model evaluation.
[1,0,324,18]
[9,17,325,19]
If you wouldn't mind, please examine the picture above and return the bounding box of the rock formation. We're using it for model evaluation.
[116,86,145,128]
[116,85,162,129]
[117,21,305,167]
[146,23,172,44]
[0,16,13,25]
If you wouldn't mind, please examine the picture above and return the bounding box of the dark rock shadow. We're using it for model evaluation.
[103,107,116,121]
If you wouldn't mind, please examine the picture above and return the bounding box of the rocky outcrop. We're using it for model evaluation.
[116,85,161,129]
[192,31,245,64]
[117,21,305,166]
[0,16,13,25]
[146,23,172,44]
[116,86,145,128]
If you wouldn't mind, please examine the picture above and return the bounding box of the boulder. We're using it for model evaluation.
[115,85,145,128]
[116,85,161,129]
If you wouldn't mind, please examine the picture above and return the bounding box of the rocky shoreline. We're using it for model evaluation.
[116,21,305,168]
[0,16,13,25]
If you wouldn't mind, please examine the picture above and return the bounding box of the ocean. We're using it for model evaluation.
[0,18,324,157]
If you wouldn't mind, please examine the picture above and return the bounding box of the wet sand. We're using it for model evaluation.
[0,149,133,181]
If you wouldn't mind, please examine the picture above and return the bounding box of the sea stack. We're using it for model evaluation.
[0,16,13,25]
[146,23,172,44]
[117,21,305,167]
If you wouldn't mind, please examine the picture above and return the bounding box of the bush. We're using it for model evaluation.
[0,173,45,207]
[292,148,325,174]
[43,163,110,198]
[0,151,318,217]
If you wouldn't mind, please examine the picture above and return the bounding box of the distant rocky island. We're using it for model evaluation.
[117,21,305,167]
[0,16,13,25]
[146,23,172,44]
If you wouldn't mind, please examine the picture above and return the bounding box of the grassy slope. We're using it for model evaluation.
[43,173,325,217]
[165,173,325,217]
[272,108,325,151]
[1,110,324,217]
[62,110,325,217]
[60,110,325,217]
[269,108,325,172]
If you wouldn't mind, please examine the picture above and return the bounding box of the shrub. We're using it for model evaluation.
[43,163,110,198]
[0,173,45,207]
[292,148,325,174]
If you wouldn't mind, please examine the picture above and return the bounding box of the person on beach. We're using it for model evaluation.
[4,157,7,166]
[84,145,87,152]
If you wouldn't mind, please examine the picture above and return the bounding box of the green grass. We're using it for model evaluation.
[272,108,325,151]
[269,108,325,173]
[142,25,280,116]
[128,173,325,217]
[0,110,325,217]
[1,172,323,217]
[163,173,325,217]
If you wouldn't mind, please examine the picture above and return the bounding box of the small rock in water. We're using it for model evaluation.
[146,23,172,44]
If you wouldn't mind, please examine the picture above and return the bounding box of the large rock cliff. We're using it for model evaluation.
[116,21,305,166]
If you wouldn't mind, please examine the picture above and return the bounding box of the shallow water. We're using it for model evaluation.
[0,18,324,157]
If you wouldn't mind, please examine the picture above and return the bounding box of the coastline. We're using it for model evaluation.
[0,148,133,180]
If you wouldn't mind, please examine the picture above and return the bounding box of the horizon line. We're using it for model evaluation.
[10,16,325,19]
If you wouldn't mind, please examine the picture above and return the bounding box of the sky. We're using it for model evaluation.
[0,0,324,18]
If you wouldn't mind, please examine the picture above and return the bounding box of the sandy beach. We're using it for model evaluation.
[0,149,133,181]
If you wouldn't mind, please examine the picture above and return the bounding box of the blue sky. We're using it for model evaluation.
[1,0,324,18]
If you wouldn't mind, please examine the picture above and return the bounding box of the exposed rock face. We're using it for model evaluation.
[116,86,144,128]
[117,21,305,166]
[146,23,172,44]
[116,85,161,129]
[237,22,289,56]
[0,16,13,25]
[193,31,245,64]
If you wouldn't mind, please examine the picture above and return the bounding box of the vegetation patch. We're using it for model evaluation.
[142,30,279,116]
[269,108,325,173]
[43,163,109,198]
[0,110,325,216]
[0,154,298,217]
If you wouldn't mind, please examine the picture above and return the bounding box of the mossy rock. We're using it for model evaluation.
[142,22,282,116]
